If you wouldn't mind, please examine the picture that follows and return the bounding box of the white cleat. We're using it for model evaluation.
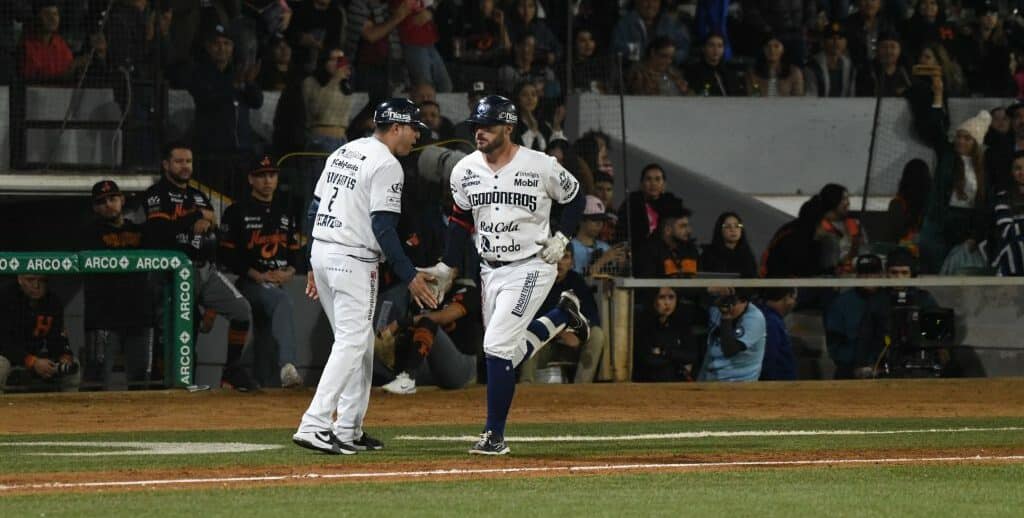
[382,372,417,395]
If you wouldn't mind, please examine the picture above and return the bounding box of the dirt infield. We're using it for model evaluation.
[1,378,1023,434]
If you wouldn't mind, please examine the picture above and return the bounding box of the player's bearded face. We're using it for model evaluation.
[476,125,508,153]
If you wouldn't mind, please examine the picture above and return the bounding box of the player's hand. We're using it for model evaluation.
[33,358,57,379]
[305,271,319,301]
[193,218,212,235]
[536,232,569,264]
[417,262,454,302]
[408,271,439,309]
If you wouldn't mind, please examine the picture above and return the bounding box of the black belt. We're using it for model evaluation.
[484,259,515,269]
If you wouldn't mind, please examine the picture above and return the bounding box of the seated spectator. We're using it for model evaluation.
[825,253,886,378]
[626,36,689,96]
[346,0,409,99]
[591,173,618,243]
[990,151,1024,275]
[761,195,829,278]
[740,0,816,66]
[617,163,684,269]
[805,23,855,97]
[452,0,511,66]
[80,181,154,390]
[612,0,690,66]
[512,81,564,150]
[747,34,804,96]
[220,155,304,388]
[0,275,80,393]
[498,34,560,98]
[917,42,965,97]
[883,159,931,255]
[700,211,758,278]
[392,0,452,92]
[909,77,991,273]
[634,203,700,278]
[259,36,294,91]
[986,106,1011,151]
[417,100,449,142]
[954,2,1012,97]
[380,278,482,394]
[544,138,594,195]
[686,33,744,96]
[575,131,615,180]
[187,24,264,155]
[757,288,798,381]
[17,1,80,81]
[854,31,911,97]
[519,250,606,384]
[410,82,455,139]
[843,0,897,69]
[572,26,610,93]
[287,0,344,73]
[302,47,353,153]
[818,183,868,275]
[571,195,627,277]
[985,102,1024,196]
[900,0,956,59]
[633,287,701,382]
[698,288,766,382]
[507,0,562,65]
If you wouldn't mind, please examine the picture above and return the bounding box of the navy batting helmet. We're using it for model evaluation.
[466,94,518,126]
[374,98,429,130]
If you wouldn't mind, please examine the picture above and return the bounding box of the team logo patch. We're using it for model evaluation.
[734,326,745,339]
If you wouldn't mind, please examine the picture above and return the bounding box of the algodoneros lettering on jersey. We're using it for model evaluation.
[450,151,579,263]
[311,137,404,255]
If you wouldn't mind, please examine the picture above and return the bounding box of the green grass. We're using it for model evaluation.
[1,416,1022,475]
[3,464,1023,517]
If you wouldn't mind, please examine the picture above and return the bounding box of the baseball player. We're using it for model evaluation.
[419,95,589,455]
[293,98,438,455]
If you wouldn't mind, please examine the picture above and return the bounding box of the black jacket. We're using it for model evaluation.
[187,57,263,153]
[220,196,301,276]
[632,303,701,382]
[685,60,745,96]
[700,243,758,278]
[81,218,153,329]
[0,283,70,367]
[616,191,684,257]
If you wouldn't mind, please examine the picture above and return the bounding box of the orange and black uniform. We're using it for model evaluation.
[220,196,302,276]
[141,177,215,261]
[0,284,70,371]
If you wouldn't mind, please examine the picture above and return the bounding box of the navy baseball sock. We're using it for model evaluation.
[521,309,570,364]
[484,356,516,440]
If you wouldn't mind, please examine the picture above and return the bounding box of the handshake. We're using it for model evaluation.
[415,262,455,309]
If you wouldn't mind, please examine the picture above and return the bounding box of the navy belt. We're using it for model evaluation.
[483,259,515,269]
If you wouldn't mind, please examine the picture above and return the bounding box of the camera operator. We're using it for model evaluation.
[0,275,80,393]
[697,288,767,382]
[825,253,888,379]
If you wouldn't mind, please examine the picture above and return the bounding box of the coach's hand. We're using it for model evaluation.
[305,271,318,301]
[536,232,570,264]
[417,262,454,303]
[408,271,439,309]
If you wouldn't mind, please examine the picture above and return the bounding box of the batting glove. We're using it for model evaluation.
[417,262,455,302]
[536,232,570,264]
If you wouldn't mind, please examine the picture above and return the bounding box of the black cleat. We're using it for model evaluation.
[352,432,384,451]
[468,430,510,455]
[557,290,591,343]
[221,365,261,392]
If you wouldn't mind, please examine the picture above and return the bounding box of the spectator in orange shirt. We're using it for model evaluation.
[17,1,82,81]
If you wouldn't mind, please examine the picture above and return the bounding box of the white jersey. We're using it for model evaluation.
[449,146,579,263]
[311,136,404,257]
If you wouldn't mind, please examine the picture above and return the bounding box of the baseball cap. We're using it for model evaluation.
[204,23,235,43]
[854,254,884,275]
[249,154,280,175]
[583,195,611,219]
[374,98,430,131]
[91,180,122,202]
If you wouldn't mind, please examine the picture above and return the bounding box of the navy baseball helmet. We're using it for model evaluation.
[466,94,518,126]
[374,98,429,130]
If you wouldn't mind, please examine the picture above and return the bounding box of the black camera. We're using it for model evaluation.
[882,288,955,378]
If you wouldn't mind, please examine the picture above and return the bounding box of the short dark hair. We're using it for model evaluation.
[640,163,664,182]
[886,246,917,275]
[646,36,676,58]
[594,172,614,185]
[374,121,396,133]
[161,141,191,160]
[761,287,796,302]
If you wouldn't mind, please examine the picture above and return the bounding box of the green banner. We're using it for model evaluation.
[1,250,195,388]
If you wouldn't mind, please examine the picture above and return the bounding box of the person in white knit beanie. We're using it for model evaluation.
[954,110,991,150]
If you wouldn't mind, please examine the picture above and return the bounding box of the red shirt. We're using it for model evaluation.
[20,33,73,80]
[391,0,438,46]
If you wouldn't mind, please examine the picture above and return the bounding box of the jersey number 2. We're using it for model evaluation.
[327,187,339,212]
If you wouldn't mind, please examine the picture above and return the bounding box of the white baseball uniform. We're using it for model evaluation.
[449,146,580,365]
[299,136,403,442]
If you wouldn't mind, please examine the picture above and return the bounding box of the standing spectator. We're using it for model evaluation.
[612,0,690,66]
[188,24,264,156]
[746,34,805,96]
[571,195,627,277]
[419,100,453,142]
[740,0,817,66]
[497,34,561,98]
[511,81,564,150]
[81,181,154,390]
[634,203,701,278]
[805,22,855,97]
[843,0,896,68]
[917,42,965,98]
[910,77,991,273]
[824,253,885,378]
[633,287,701,382]
[220,155,304,388]
[17,1,82,81]
[451,0,511,67]
[883,158,931,255]
[761,195,829,278]
[698,289,767,382]
[818,183,868,275]
[346,0,411,99]
[989,151,1024,275]
[303,47,353,153]
[287,0,344,73]
[507,0,562,65]
[854,31,911,97]
[0,276,80,393]
[143,142,257,391]
[701,211,758,278]
[757,288,798,381]
[259,36,294,91]
[686,33,744,96]
[391,0,452,92]
[616,163,685,269]
[105,0,171,79]
[519,249,606,384]
[900,0,955,58]
[626,36,689,96]
[954,2,1012,97]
